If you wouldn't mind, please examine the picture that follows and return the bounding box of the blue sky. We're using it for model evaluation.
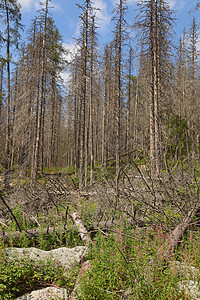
[18,0,199,47]
[17,0,199,78]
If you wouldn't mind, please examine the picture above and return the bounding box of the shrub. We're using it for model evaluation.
[0,253,68,299]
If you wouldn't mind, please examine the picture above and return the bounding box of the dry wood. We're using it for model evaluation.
[162,203,200,259]
[148,202,200,267]
[70,212,92,245]
[0,226,71,246]
[0,193,22,232]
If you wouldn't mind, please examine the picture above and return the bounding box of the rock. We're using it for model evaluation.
[171,261,200,279]
[170,262,200,299]
[178,280,200,299]
[6,246,87,271]
[15,286,68,299]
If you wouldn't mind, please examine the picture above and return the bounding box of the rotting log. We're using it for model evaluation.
[0,226,74,246]
[0,193,22,232]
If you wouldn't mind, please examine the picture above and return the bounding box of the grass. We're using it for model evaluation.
[0,202,82,299]
[77,223,200,299]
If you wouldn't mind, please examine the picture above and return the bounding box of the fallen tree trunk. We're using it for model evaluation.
[0,226,75,246]
[150,202,200,265]
[70,212,92,245]
[0,193,22,232]
[163,203,200,259]
[0,218,123,246]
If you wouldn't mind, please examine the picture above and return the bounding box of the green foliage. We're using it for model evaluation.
[166,115,190,157]
[43,166,71,175]
[79,199,97,229]
[34,228,84,251]
[77,224,198,299]
[6,204,84,250]
[0,253,68,299]
[11,204,27,231]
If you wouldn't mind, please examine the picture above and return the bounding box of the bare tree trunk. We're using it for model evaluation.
[153,0,160,174]
[31,0,49,184]
[149,0,156,174]
[10,68,18,168]
[115,0,123,178]
[79,2,89,189]
[133,61,141,151]
[4,3,11,189]
[160,204,200,260]
[126,45,132,156]
[89,16,95,185]
[102,46,109,171]
[48,74,56,167]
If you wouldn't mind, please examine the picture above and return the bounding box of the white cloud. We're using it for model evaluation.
[63,42,77,62]
[18,0,60,12]
[166,0,177,8]
[50,2,61,11]
[59,42,80,84]
[93,0,111,30]
[111,0,118,5]
[60,71,70,84]
[18,0,36,11]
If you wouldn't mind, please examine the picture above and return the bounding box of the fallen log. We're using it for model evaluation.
[0,226,76,246]
[150,202,200,265]
[0,218,125,246]
[68,260,91,300]
[70,212,92,245]
[163,203,200,259]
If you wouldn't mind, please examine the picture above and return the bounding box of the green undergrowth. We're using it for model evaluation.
[1,204,84,250]
[1,218,200,299]
[0,251,79,300]
[77,223,200,300]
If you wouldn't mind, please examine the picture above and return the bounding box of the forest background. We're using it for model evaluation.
[1,0,200,187]
[1,1,200,299]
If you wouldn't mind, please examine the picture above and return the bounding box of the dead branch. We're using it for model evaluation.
[0,193,22,232]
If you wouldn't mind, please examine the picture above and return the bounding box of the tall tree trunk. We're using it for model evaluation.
[89,16,95,185]
[0,65,3,131]
[126,45,132,156]
[115,0,123,178]
[149,0,156,174]
[4,2,11,188]
[31,0,49,184]
[79,3,89,189]
[102,46,109,171]
[48,73,56,167]
[153,0,160,174]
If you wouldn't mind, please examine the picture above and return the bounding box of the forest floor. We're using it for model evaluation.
[0,161,200,299]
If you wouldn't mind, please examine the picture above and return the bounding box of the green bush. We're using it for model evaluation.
[0,253,68,299]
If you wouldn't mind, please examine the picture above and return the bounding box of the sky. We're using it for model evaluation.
[16,0,200,83]
[17,0,200,51]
